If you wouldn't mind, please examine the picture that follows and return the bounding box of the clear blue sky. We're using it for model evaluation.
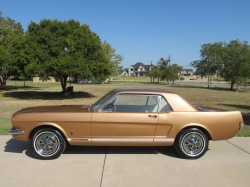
[1,0,250,69]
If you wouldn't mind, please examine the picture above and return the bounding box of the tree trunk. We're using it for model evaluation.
[230,80,235,90]
[74,75,78,83]
[60,75,68,93]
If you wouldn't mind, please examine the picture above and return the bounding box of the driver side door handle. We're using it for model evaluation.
[148,114,157,118]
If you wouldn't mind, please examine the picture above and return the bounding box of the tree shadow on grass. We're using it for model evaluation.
[218,104,250,111]
[3,91,95,100]
[1,85,43,91]
[218,104,250,125]
[139,82,232,90]
[171,85,232,91]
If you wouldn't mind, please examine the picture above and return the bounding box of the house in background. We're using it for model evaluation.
[33,76,56,83]
[118,62,194,77]
[117,68,129,76]
[128,62,152,76]
[116,62,153,77]
[180,69,194,75]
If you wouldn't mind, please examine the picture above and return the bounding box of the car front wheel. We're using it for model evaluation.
[175,128,209,159]
[30,128,66,159]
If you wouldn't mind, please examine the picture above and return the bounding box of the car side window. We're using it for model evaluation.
[102,94,159,112]
[158,96,173,113]
[102,97,117,112]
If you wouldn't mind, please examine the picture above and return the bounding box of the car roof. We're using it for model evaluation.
[113,88,177,94]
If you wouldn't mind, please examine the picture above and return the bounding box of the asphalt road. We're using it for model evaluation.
[1,136,250,187]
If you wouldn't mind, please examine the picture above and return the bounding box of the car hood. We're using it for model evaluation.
[14,105,89,114]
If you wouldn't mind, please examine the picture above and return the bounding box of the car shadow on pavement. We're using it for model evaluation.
[4,138,36,159]
[5,139,197,159]
[63,145,182,159]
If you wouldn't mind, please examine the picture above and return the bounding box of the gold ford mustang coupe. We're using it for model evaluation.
[9,88,244,159]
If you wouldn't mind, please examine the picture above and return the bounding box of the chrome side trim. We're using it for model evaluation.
[9,129,25,135]
[92,138,153,142]
[67,138,175,143]
[154,138,175,143]
[67,138,89,141]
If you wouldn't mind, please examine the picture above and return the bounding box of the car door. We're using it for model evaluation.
[153,96,175,145]
[91,94,159,145]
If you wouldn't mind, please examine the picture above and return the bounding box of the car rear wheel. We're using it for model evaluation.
[175,128,208,159]
[30,128,66,159]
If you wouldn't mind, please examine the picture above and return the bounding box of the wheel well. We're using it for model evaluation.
[29,125,67,142]
[178,126,212,141]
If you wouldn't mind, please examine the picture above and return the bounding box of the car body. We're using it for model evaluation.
[9,88,244,159]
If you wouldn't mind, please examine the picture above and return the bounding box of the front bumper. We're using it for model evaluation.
[9,128,25,135]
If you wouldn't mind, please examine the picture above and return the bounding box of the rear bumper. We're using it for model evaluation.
[9,129,25,135]
[240,122,244,130]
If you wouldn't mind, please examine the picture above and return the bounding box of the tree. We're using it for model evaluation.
[220,40,250,90]
[191,42,223,85]
[0,12,24,81]
[168,64,182,84]
[191,40,250,90]
[25,19,112,92]
[157,57,171,84]
[102,41,123,75]
[147,65,161,83]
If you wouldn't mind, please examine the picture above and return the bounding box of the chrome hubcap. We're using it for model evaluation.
[34,132,60,157]
[181,132,205,156]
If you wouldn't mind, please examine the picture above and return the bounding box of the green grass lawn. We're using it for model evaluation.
[1,80,249,136]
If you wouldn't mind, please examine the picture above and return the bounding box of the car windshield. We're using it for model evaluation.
[91,90,115,111]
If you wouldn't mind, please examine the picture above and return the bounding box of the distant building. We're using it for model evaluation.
[117,68,129,76]
[118,62,193,77]
[118,62,153,77]
[33,76,56,83]
[180,69,194,75]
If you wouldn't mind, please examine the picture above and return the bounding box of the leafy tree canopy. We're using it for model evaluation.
[102,41,123,75]
[191,40,250,90]
[25,19,112,92]
[0,12,24,80]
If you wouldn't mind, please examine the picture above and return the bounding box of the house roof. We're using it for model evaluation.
[144,65,151,68]
[134,62,144,67]
[182,69,194,72]
[130,62,152,68]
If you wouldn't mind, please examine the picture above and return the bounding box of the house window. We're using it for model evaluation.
[135,68,138,71]
[130,68,133,71]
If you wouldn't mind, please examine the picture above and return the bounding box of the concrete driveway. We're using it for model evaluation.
[0,136,250,187]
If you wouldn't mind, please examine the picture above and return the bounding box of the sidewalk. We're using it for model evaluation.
[0,136,250,187]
